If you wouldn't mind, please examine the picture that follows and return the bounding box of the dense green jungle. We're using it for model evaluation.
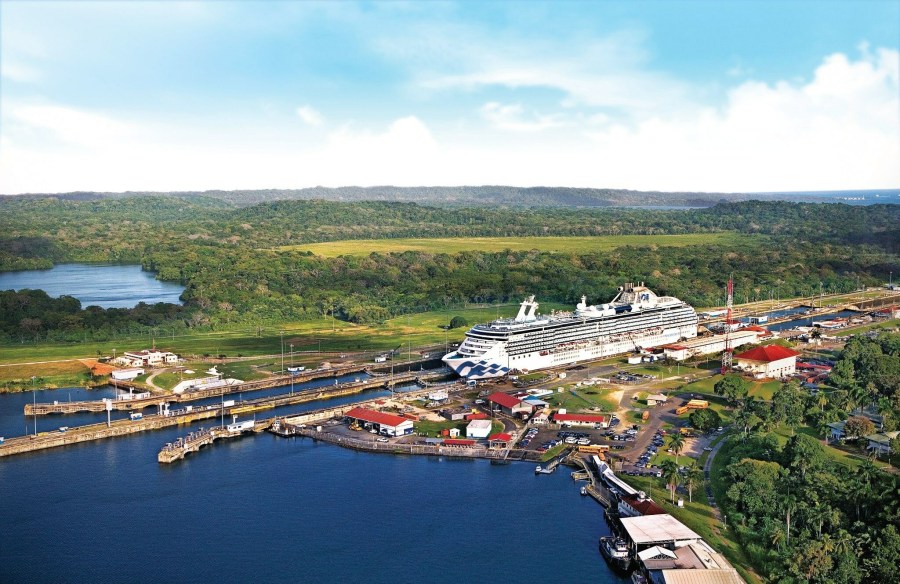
[0,195,897,344]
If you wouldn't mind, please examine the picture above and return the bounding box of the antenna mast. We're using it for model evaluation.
[720,276,734,374]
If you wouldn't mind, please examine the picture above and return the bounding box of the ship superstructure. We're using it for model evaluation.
[442,283,698,379]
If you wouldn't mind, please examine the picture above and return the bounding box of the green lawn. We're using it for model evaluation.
[279,233,752,257]
[413,419,503,438]
[546,387,619,412]
[0,302,571,387]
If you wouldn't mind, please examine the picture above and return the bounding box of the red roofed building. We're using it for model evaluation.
[344,407,414,437]
[443,438,476,447]
[553,412,608,428]
[618,492,667,518]
[465,412,489,420]
[735,345,800,379]
[487,392,534,417]
[488,432,512,448]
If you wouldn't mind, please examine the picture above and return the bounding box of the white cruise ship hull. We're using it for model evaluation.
[443,326,693,379]
[442,284,698,379]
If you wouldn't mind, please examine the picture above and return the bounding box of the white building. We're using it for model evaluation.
[120,349,178,368]
[111,368,145,381]
[735,345,799,378]
[466,419,493,439]
[663,330,760,361]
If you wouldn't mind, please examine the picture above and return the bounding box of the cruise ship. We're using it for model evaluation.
[442,283,698,379]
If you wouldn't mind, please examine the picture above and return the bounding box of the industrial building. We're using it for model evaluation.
[663,330,759,361]
[466,419,493,439]
[111,368,145,381]
[487,392,534,417]
[734,345,799,378]
[619,514,703,553]
[343,407,414,437]
[553,412,608,428]
[636,540,743,584]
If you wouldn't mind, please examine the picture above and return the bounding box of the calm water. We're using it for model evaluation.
[0,264,184,308]
[767,309,858,332]
[0,387,625,584]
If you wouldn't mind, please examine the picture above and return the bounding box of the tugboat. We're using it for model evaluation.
[599,536,632,573]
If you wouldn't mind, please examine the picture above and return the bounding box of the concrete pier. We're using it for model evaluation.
[25,362,447,415]
[2,370,453,458]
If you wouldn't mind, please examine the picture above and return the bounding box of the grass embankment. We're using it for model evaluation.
[280,233,752,257]
[0,360,96,392]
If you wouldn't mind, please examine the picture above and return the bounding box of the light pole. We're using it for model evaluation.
[280,331,284,373]
[31,376,37,436]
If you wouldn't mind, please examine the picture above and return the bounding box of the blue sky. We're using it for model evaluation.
[1,1,898,193]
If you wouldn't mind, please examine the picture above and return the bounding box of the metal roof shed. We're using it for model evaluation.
[620,514,702,548]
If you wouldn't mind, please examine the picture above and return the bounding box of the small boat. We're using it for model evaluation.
[631,572,648,584]
[130,412,143,421]
[580,486,588,496]
[599,536,633,572]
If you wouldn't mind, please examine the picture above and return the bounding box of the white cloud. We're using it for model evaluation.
[0,48,897,194]
[296,105,324,127]
[479,102,567,132]
[8,104,138,147]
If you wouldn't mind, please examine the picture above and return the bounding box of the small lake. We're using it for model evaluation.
[0,264,184,309]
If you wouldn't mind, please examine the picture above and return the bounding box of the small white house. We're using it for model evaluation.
[466,419,493,439]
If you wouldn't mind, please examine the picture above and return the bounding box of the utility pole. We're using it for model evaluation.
[280,331,284,373]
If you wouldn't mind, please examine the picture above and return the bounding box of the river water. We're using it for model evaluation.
[0,384,625,584]
[0,264,185,308]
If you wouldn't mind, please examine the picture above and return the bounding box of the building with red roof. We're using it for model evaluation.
[344,407,414,437]
[618,492,667,518]
[487,392,534,417]
[735,344,800,379]
[553,412,608,428]
[488,433,512,448]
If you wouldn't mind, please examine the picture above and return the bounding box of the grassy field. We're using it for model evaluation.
[545,386,619,412]
[0,302,571,389]
[0,360,95,391]
[281,233,753,257]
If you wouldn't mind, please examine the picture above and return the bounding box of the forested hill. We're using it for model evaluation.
[0,185,865,208]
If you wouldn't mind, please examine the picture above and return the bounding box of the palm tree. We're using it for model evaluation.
[770,526,786,551]
[669,433,685,465]
[685,463,704,504]
[660,460,680,504]
[780,493,797,546]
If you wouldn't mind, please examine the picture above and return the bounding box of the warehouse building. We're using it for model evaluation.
[487,392,534,417]
[553,412,608,428]
[663,330,759,361]
[343,407,414,437]
[466,419,493,439]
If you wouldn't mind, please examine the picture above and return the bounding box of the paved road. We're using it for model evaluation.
[703,436,726,522]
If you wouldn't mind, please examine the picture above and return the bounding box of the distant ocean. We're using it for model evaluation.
[751,189,900,205]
